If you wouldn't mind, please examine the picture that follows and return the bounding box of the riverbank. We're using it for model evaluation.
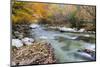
[12,23,56,66]
[12,42,56,66]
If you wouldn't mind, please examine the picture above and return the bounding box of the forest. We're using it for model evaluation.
[12,1,96,31]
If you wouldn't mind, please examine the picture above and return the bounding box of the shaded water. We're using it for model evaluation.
[30,24,95,63]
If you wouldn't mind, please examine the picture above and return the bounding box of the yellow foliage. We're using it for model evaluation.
[12,1,96,26]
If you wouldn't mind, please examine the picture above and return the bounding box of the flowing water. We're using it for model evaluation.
[30,24,95,63]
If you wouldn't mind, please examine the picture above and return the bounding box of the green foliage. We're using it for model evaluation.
[68,11,78,28]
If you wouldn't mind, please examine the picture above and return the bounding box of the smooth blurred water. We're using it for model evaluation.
[30,24,95,63]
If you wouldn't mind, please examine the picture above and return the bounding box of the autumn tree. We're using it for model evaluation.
[12,1,34,24]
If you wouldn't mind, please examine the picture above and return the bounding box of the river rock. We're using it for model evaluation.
[59,27,76,32]
[12,39,23,47]
[71,36,78,40]
[78,28,85,32]
[21,37,35,45]
[75,51,95,60]
[29,24,39,29]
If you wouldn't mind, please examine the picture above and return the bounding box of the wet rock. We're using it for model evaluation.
[59,27,76,32]
[76,48,96,60]
[75,51,95,60]
[78,28,85,32]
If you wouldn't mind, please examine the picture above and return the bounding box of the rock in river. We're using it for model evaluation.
[78,28,85,32]
[59,27,76,32]
[29,24,39,29]
[75,51,95,60]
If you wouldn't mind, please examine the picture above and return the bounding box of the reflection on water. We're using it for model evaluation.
[30,24,96,63]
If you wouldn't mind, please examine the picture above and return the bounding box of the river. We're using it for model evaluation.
[30,24,96,63]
